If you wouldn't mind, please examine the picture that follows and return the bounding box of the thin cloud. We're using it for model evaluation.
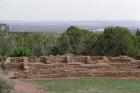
[0,0,140,21]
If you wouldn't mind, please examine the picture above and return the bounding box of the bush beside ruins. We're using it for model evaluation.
[0,75,14,93]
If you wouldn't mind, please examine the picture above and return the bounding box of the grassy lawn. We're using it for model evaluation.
[30,77,140,93]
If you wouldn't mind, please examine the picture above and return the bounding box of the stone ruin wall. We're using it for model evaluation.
[1,55,140,79]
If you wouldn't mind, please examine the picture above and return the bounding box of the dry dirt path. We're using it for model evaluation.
[15,80,44,93]
[0,67,44,93]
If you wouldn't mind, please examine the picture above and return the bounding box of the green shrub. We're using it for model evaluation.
[0,49,6,56]
[13,47,32,57]
[0,78,14,93]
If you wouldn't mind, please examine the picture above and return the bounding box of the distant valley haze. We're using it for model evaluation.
[0,20,139,32]
[0,0,140,32]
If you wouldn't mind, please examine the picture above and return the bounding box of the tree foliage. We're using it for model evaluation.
[94,26,134,56]
[0,23,140,59]
[13,47,32,57]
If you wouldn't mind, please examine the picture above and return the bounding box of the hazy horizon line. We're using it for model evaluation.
[1,20,140,22]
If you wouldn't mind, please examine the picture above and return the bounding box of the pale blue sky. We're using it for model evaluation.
[0,0,140,21]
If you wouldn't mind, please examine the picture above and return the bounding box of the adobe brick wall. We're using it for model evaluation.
[28,56,38,63]
[49,56,67,63]
[71,56,87,63]
[39,56,87,64]
[10,57,38,63]
[3,63,22,70]
[14,61,140,79]
[2,55,140,79]
[14,63,140,79]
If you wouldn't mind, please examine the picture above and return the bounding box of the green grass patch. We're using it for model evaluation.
[30,77,140,93]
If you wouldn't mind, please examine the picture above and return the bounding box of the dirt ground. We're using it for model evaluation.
[15,80,44,93]
[0,67,44,93]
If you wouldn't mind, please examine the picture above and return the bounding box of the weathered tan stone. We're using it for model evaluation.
[3,56,140,79]
[22,57,29,63]
[40,56,50,64]
[28,56,38,63]
[108,56,135,63]
[66,55,71,63]
[5,57,11,64]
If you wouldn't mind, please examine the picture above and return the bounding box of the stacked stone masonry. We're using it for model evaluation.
[2,55,140,79]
